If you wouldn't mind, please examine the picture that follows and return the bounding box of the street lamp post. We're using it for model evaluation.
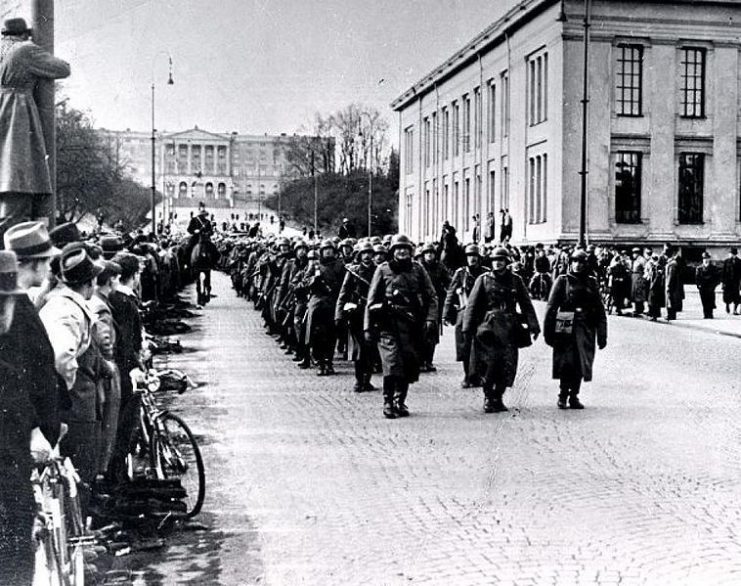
[368,135,373,237]
[151,54,174,235]
[578,0,591,246]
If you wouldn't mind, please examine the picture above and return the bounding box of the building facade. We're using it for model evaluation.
[99,127,334,222]
[392,0,741,251]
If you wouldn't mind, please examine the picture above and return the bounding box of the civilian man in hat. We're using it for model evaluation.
[0,250,43,585]
[665,246,684,321]
[696,252,721,319]
[90,260,122,476]
[630,247,647,317]
[49,221,82,249]
[0,18,70,238]
[110,252,143,409]
[2,221,64,451]
[39,244,105,505]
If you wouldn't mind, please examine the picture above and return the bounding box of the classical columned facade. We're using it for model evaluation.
[393,0,741,254]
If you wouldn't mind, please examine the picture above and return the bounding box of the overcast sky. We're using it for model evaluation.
[52,0,519,141]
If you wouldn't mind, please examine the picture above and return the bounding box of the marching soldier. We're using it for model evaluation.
[336,241,377,392]
[443,243,489,388]
[303,239,345,375]
[291,242,313,368]
[365,234,437,419]
[696,252,720,319]
[419,242,450,372]
[372,243,387,267]
[463,247,539,413]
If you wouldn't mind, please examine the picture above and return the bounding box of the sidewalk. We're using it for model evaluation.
[620,287,741,339]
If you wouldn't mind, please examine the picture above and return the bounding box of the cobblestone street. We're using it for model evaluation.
[142,271,741,586]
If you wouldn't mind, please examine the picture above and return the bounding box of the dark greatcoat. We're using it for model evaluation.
[444,264,489,362]
[462,269,540,387]
[335,261,376,360]
[696,262,721,312]
[109,289,142,406]
[365,259,437,383]
[721,255,741,305]
[544,272,607,382]
[665,258,684,313]
[303,257,345,347]
[646,258,665,309]
[630,256,647,303]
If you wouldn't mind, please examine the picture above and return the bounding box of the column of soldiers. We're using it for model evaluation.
[223,233,611,419]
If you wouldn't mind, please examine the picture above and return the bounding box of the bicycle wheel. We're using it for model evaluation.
[151,413,205,517]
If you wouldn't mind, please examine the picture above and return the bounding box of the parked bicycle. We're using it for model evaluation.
[115,369,206,518]
[32,448,93,586]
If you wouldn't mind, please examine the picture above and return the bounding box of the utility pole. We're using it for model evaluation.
[312,149,318,237]
[32,0,56,228]
[578,0,592,247]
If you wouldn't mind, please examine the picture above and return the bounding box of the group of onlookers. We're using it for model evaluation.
[0,220,188,585]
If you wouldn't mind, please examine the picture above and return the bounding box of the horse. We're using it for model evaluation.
[190,231,220,306]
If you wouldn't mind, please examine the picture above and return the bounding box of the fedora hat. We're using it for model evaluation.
[0,251,23,295]
[4,221,60,259]
[1,18,32,36]
[100,235,124,259]
[49,222,82,248]
[59,245,103,285]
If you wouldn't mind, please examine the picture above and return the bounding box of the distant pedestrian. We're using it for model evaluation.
[471,214,480,244]
[485,212,495,243]
[544,249,607,410]
[696,252,721,319]
[721,247,741,314]
[501,208,513,242]
[664,246,684,320]
[630,247,647,317]
[338,217,356,239]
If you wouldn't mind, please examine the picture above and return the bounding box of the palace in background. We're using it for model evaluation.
[98,127,334,222]
[393,0,741,253]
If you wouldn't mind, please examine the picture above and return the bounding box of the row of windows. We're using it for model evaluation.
[616,45,706,118]
[528,154,548,224]
[615,151,705,225]
[528,52,548,126]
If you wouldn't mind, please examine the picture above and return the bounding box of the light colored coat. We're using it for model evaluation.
[0,40,70,193]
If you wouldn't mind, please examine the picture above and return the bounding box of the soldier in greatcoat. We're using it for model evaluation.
[0,18,70,236]
[630,247,647,316]
[336,241,376,392]
[419,242,451,372]
[544,249,607,409]
[303,239,345,375]
[365,235,437,419]
[696,252,721,319]
[462,247,540,413]
[443,243,489,388]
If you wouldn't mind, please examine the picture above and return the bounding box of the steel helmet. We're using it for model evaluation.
[276,237,290,248]
[490,246,510,261]
[340,238,353,249]
[464,243,481,256]
[373,244,388,255]
[419,242,436,255]
[293,239,309,251]
[389,234,413,252]
[356,241,374,255]
[319,238,337,251]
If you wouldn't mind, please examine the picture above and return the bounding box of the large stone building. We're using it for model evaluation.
[392,0,741,252]
[99,127,334,222]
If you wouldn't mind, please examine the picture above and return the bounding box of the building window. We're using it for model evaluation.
[488,170,496,213]
[464,177,471,230]
[218,182,226,198]
[404,127,414,174]
[463,94,471,153]
[453,180,460,227]
[423,117,430,168]
[528,154,548,224]
[205,145,215,172]
[192,145,202,174]
[528,52,548,125]
[615,151,642,223]
[501,71,510,138]
[179,181,188,198]
[474,87,481,149]
[488,81,496,143]
[178,144,188,171]
[678,153,704,224]
[432,112,438,166]
[501,165,509,209]
[616,45,643,117]
[442,108,450,160]
[218,146,228,174]
[680,48,705,118]
[453,101,460,157]
[443,181,449,222]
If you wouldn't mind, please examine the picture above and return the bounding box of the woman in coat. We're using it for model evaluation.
[544,250,607,409]
[0,18,70,231]
[462,247,540,414]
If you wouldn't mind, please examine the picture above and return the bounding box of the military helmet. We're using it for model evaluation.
[464,243,481,256]
[419,242,436,255]
[490,246,510,261]
[357,241,374,255]
[389,234,413,252]
[370,236,383,246]
[571,249,589,261]
[340,238,353,249]
[373,244,388,255]
[276,237,290,248]
[319,238,337,251]
[293,239,309,251]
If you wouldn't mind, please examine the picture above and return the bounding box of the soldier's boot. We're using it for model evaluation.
[569,393,585,410]
[382,377,396,419]
[317,360,327,376]
[363,372,376,392]
[297,352,312,369]
[461,363,472,389]
[557,389,569,410]
[483,386,496,414]
[394,382,410,418]
[492,385,508,413]
[353,363,364,392]
[325,361,335,376]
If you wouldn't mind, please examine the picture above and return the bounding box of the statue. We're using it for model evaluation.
[0,18,70,241]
